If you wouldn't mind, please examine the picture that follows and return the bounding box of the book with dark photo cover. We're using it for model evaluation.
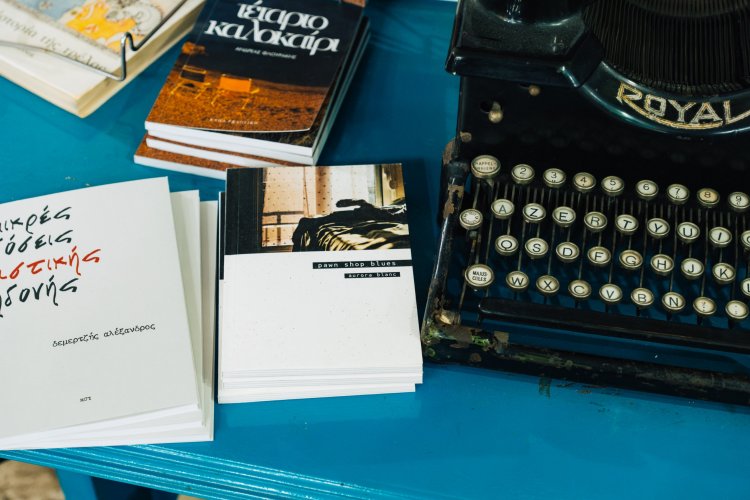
[140,0,369,167]
[218,165,423,404]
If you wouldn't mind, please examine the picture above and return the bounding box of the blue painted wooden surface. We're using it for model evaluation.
[2,0,750,498]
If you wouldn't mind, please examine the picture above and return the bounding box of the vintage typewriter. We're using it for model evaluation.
[423,0,750,404]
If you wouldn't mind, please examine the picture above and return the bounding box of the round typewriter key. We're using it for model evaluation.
[697,187,720,208]
[506,270,530,292]
[635,179,659,201]
[552,206,576,228]
[712,262,736,285]
[601,175,625,197]
[680,258,704,280]
[491,199,515,220]
[646,218,670,239]
[619,249,643,271]
[650,254,674,276]
[728,191,750,213]
[555,241,580,263]
[615,214,639,236]
[522,203,546,223]
[573,172,596,193]
[471,155,501,180]
[742,230,750,251]
[662,291,686,313]
[568,279,592,300]
[742,278,750,298]
[693,297,717,317]
[667,184,690,205]
[495,234,519,256]
[524,238,549,259]
[542,168,566,188]
[459,208,483,231]
[676,222,700,244]
[631,287,655,309]
[599,283,623,305]
[708,226,732,248]
[726,300,749,321]
[587,246,611,267]
[583,211,608,232]
[511,164,535,185]
[464,264,494,290]
[536,275,560,296]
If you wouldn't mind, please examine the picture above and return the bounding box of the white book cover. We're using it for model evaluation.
[0,178,199,444]
[219,164,423,402]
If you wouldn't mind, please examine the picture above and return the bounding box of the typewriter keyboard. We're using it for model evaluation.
[455,155,750,351]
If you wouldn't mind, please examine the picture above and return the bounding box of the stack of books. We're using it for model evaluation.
[217,165,423,403]
[134,0,370,179]
[0,0,205,117]
[0,179,216,449]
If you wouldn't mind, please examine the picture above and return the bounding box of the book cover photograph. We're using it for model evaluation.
[145,0,363,133]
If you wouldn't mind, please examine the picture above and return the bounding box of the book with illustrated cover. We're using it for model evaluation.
[0,0,205,117]
[0,178,216,449]
[218,164,423,404]
[137,0,369,171]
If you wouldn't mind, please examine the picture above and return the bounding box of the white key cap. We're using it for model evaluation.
[647,218,670,239]
[568,279,592,300]
[662,291,686,313]
[631,288,654,309]
[599,283,623,305]
[601,175,625,196]
[506,270,530,292]
[465,264,494,290]
[693,297,717,317]
[495,235,519,256]
[667,184,690,205]
[524,238,549,259]
[742,230,750,251]
[635,179,659,201]
[542,168,566,188]
[459,209,483,230]
[680,258,704,280]
[726,300,749,321]
[536,275,560,296]
[552,206,576,228]
[491,199,515,220]
[712,262,736,285]
[619,249,643,271]
[555,241,580,263]
[708,227,732,248]
[676,222,700,244]
[728,192,750,213]
[697,187,720,208]
[573,172,596,193]
[650,254,674,276]
[742,278,750,298]
[584,211,608,232]
[511,164,535,185]
[522,203,546,223]
[471,155,501,179]
[615,214,639,235]
[587,246,611,267]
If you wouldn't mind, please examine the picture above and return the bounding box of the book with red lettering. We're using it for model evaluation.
[0,179,217,449]
[135,0,369,173]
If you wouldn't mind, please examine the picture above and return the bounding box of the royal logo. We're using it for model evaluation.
[615,82,750,130]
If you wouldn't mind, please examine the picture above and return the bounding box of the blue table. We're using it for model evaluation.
[2,1,750,498]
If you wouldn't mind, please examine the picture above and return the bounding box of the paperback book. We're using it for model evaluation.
[219,164,423,403]
[136,0,369,176]
[0,178,216,449]
[0,0,205,117]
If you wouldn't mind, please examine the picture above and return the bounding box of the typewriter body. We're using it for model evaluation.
[423,0,750,404]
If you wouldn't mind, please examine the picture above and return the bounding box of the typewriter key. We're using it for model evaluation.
[697,188,720,208]
[555,241,580,263]
[742,278,750,298]
[708,227,732,248]
[543,168,566,188]
[568,279,592,300]
[584,211,608,232]
[552,206,576,228]
[650,254,674,276]
[728,192,750,213]
[680,258,704,280]
[525,238,549,259]
[631,288,654,309]
[471,155,501,179]
[726,300,749,321]
[587,246,611,267]
[742,230,750,251]
[615,214,639,235]
[712,263,736,285]
[464,264,494,290]
[536,275,560,296]
[693,297,717,317]
[667,184,690,205]
[573,172,596,193]
[506,271,530,292]
[599,283,623,305]
[491,199,515,220]
[601,175,625,197]
[495,235,519,256]
[646,218,670,239]
[511,164,535,185]
[635,180,659,201]
[662,291,686,313]
[676,222,700,244]
[522,203,546,223]
[619,249,643,271]
[459,209,483,231]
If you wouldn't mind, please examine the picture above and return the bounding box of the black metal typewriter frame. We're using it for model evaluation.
[423,0,750,405]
